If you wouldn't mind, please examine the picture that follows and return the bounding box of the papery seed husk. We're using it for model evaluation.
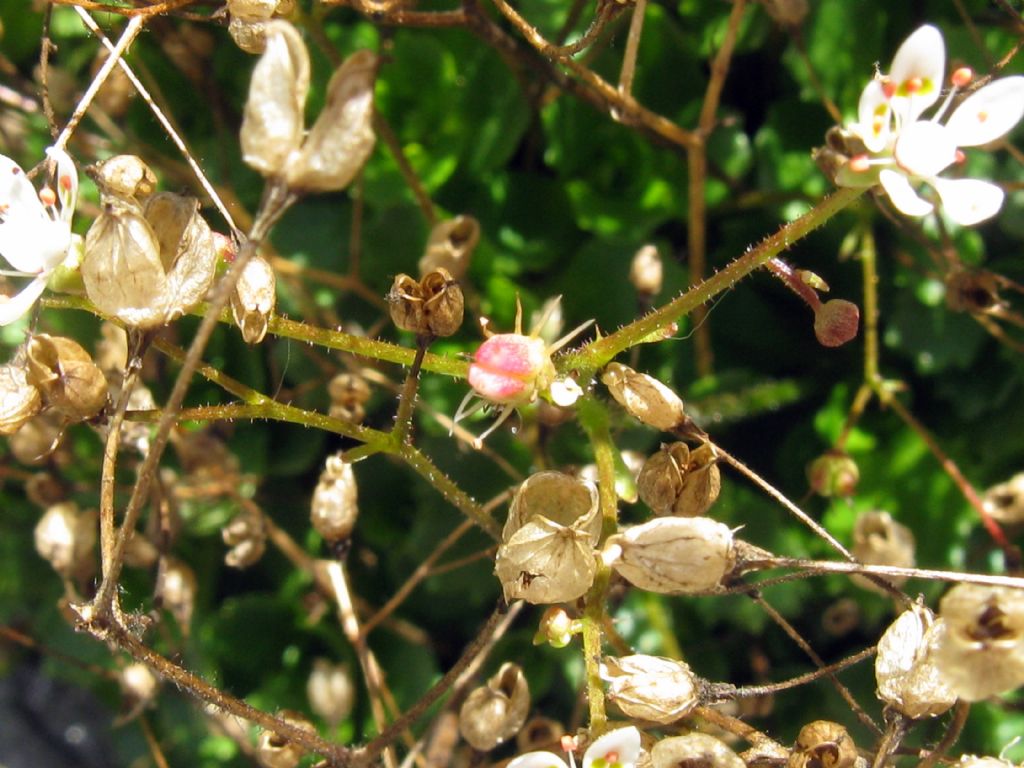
[504,471,601,542]
[34,502,97,578]
[629,244,662,297]
[850,510,915,594]
[419,215,480,280]
[495,514,598,604]
[26,334,108,421]
[83,204,170,329]
[145,194,217,321]
[120,662,159,707]
[241,21,309,177]
[307,659,355,727]
[983,473,1024,525]
[159,559,197,634]
[231,255,277,344]
[458,662,530,750]
[0,361,42,435]
[651,733,745,768]
[602,362,685,431]
[285,50,377,193]
[228,0,279,20]
[638,442,720,517]
[602,654,697,724]
[387,273,424,333]
[608,516,734,594]
[421,268,464,338]
[875,604,955,718]
[257,710,316,768]
[95,155,157,203]
[788,721,857,768]
[311,455,359,543]
[229,17,270,54]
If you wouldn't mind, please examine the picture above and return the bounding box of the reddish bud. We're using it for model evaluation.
[951,67,973,88]
[469,333,551,405]
[807,450,859,497]
[813,299,860,347]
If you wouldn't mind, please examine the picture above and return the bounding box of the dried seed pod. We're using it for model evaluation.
[8,411,62,463]
[629,244,662,298]
[34,502,97,579]
[223,506,267,569]
[459,662,530,750]
[850,510,915,594]
[516,716,564,754]
[25,471,66,508]
[651,733,746,768]
[807,450,859,498]
[256,710,316,768]
[421,268,464,337]
[159,558,197,634]
[387,273,424,333]
[982,473,1024,525]
[26,334,108,421]
[285,50,377,193]
[875,604,956,718]
[601,654,698,724]
[602,362,685,431]
[495,471,601,604]
[311,453,359,544]
[328,372,371,423]
[787,721,857,768]
[933,584,1024,701]
[0,359,42,435]
[231,255,277,344]
[419,215,480,280]
[307,659,355,727]
[143,193,217,321]
[637,441,720,517]
[119,662,159,711]
[229,17,271,54]
[94,154,157,203]
[813,299,860,348]
[605,516,735,594]
[241,21,309,177]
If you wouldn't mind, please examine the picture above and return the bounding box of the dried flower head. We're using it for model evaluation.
[256,710,316,768]
[25,334,108,422]
[601,654,698,724]
[495,471,601,604]
[874,603,956,718]
[307,658,355,727]
[934,584,1024,701]
[637,441,720,517]
[983,473,1024,525]
[0,357,42,435]
[34,501,97,579]
[459,662,531,750]
[602,362,685,431]
[604,516,735,594]
[508,726,642,768]
[231,254,277,344]
[419,215,480,280]
[787,721,857,768]
[651,733,746,768]
[387,268,464,338]
[222,506,267,569]
[311,453,359,545]
[850,510,915,594]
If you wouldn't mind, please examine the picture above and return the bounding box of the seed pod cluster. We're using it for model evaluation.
[419,215,480,280]
[602,362,685,431]
[601,654,698,724]
[495,471,601,604]
[231,255,277,344]
[387,268,465,338]
[605,516,735,594]
[459,662,530,750]
[874,603,955,718]
[637,441,720,516]
[311,453,359,546]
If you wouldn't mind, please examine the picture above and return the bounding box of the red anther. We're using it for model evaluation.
[605,753,619,763]
[955,149,966,164]
[39,187,57,206]
[59,174,73,191]
[881,78,895,99]
[849,154,871,173]
[976,110,989,124]
[951,67,973,88]
[904,77,923,93]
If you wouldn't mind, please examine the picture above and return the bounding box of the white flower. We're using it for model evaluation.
[841,25,1024,226]
[508,726,642,768]
[0,148,78,325]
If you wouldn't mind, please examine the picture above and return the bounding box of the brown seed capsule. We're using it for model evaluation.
[807,450,859,498]
[982,473,1024,525]
[629,244,663,298]
[285,50,377,193]
[231,255,277,344]
[602,362,685,431]
[813,299,860,348]
[605,516,735,595]
[495,471,601,604]
[144,193,217,321]
[223,506,267,569]
[387,273,425,334]
[787,721,857,768]
[459,662,530,750]
[328,372,371,423]
[419,215,480,280]
[601,654,698,724]
[26,334,109,421]
[0,360,42,435]
[311,454,359,544]
[933,584,1024,701]
[850,510,915,594]
[307,659,355,727]
[875,604,956,718]
[420,268,464,338]
[256,710,316,768]
[651,733,746,768]
[34,502,97,579]
[637,441,720,517]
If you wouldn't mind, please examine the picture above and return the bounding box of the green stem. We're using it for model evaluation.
[559,186,866,377]
[581,566,610,735]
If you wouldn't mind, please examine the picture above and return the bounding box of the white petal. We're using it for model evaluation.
[945,76,1024,147]
[854,79,892,153]
[509,753,570,768]
[894,121,956,177]
[0,155,52,274]
[583,727,642,768]
[879,169,933,217]
[889,25,945,121]
[45,147,78,223]
[0,274,47,326]
[933,177,1005,226]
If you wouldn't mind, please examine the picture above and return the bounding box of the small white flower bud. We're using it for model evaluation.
[605,516,735,594]
[231,255,277,344]
[602,362,685,431]
[34,501,97,578]
[629,244,662,297]
[459,662,530,750]
[874,604,956,718]
[651,734,745,768]
[601,654,698,724]
[311,453,359,544]
[307,658,355,727]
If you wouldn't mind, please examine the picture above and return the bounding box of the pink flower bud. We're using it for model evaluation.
[468,333,553,406]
